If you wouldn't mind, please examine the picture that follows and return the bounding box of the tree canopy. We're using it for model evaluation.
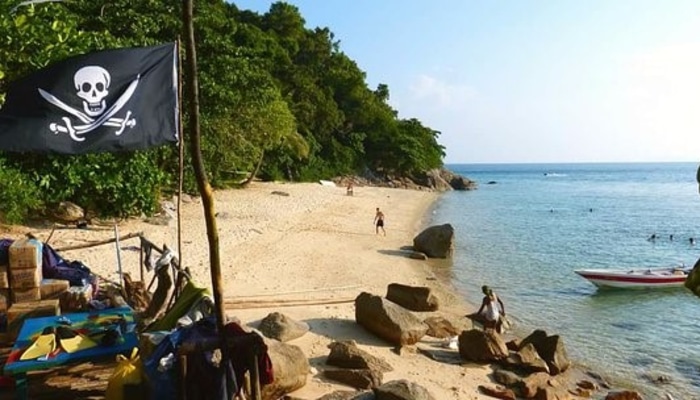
[0,0,445,223]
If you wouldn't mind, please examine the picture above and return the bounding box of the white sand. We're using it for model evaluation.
[9,182,497,399]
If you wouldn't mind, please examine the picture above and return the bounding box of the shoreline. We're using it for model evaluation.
[1,182,595,399]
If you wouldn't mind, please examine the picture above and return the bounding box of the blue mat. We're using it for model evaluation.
[4,307,138,375]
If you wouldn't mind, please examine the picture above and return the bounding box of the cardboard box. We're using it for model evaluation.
[10,266,42,289]
[11,287,41,303]
[6,299,60,342]
[9,238,43,270]
[40,279,70,300]
[0,265,8,289]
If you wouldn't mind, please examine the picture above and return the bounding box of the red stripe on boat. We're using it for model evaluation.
[577,273,686,283]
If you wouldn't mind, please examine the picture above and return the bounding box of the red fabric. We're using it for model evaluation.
[223,322,274,386]
[0,376,14,388]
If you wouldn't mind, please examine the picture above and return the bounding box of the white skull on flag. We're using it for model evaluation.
[74,66,111,117]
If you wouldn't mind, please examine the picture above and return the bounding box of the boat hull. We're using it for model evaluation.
[575,268,689,289]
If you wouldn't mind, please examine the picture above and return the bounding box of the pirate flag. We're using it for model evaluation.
[0,43,178,154]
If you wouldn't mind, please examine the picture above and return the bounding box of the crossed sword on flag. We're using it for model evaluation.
[39,76,139,142]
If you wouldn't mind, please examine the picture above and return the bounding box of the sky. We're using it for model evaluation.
[233,0,700,164]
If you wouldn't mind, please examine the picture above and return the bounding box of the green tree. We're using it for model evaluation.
[0,0,449,223]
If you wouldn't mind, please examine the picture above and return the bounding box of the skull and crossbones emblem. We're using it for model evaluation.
[75,66,110,117]
[40,65,138,142]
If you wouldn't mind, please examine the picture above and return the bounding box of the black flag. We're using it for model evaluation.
[0,43,178,154]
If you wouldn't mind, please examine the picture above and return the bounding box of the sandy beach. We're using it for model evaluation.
[7,182,502,399]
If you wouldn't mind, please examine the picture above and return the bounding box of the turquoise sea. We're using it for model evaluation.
[429,162,700,399]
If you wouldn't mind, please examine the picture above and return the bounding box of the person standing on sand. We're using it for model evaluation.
[475,285,505,332]
[374,207,386,236]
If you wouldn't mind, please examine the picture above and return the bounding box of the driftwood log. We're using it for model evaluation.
[143,263,173,319]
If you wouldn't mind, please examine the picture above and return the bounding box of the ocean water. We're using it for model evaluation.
[429,162,700,399]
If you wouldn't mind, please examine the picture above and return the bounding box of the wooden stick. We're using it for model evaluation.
[165,269,185,311]
[53,231,142,252]
[179,355,188,400]
[139,239,145,283]
[224,297,354,309]
[251,353,261,400]
[45,223,57,245]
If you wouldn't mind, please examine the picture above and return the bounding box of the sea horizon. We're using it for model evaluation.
[446,160,698,166]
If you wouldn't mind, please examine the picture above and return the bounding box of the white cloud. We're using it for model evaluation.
[408,74,477,110]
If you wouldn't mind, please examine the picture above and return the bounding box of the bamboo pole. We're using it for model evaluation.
[226,285,361,298]
[114,224,123,288]
[53,231,142,252]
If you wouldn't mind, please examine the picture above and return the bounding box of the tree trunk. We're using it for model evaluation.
[182,0,226,332]
[242,149,264,186]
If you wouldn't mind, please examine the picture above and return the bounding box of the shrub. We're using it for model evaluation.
[0,161,42,224]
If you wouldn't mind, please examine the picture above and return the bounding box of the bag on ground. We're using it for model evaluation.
[106,347,143,400]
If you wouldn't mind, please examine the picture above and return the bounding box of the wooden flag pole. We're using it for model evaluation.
[176,37,184,268]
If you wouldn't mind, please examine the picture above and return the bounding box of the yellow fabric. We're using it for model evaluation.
[106,348,143,400]
[20,329,56,360]
[57,327,97,354]
[148,280,209,332]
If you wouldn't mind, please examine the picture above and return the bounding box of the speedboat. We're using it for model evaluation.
[574,266,692,289]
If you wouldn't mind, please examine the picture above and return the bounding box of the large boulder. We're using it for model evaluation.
[492,368,522,387]
[423,316,460,338]
[604,391,643,400]
[261,339,309,400]
[438,169,478,190]
[316,392,373,400]
[503,342,550,374]
[511,372,553,399]
[412,224,454,258]
[684,258,700,297]
[258,312,309,342]
[326,340,393,372]
[478,385,516,400]
[386,283,439,312]
[458,329,509,362]
[519,330,571,375]
[494,369,578,400]
[54,201,84,222]
[373,380,436,400]
[323,368,383,390]
[412,169,453,192]
[355,292,428,345]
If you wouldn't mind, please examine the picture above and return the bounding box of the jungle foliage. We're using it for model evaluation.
[0,0,445,223]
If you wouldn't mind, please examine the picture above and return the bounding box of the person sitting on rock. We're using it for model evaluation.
[476,285,505,332]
